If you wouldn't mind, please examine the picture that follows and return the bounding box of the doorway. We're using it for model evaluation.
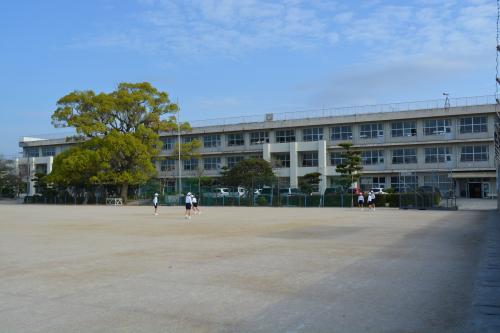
[468,183,482,198]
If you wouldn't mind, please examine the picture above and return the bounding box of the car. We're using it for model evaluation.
[254,186,272,196]
[237,186,247,197]
[229,186,247,197]
[370,188,387,195]
[215,187,230,197]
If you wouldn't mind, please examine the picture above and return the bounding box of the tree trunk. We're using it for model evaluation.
[120,182,128,202]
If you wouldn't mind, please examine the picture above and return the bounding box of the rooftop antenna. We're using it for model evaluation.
[443,92,450,111]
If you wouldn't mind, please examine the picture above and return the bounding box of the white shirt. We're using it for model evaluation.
[153,197,158,205]
[192,197,197,204]
[185,195,192,204]
[357,194,364,201]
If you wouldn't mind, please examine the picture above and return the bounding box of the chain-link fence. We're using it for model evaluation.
[23,179,446,209]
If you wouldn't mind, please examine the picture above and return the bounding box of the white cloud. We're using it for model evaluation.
[70,0,340,57]
[305,0,496,106]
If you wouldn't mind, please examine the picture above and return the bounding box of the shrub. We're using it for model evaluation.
[256,196,269,206]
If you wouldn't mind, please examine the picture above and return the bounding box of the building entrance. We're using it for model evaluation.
[468,183,482,198]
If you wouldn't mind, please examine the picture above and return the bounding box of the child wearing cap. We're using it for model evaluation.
[368,191,376,212]
[191,194,200,215]
[153,193,159,215]
[185,192,192,220]
[357,192,365,210]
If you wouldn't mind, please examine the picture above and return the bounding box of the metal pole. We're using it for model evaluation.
[351,172,354,208]
[177,101,182,206]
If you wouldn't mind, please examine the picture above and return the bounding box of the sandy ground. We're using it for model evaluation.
[0,205,496,332]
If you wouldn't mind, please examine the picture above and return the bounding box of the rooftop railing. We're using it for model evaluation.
[190,95,497,128]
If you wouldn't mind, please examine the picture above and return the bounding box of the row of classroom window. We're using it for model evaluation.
[159,145,490,172]
[21,116,490,157]
[161,116,489,149]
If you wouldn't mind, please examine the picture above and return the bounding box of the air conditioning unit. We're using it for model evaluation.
[265,113,273,121]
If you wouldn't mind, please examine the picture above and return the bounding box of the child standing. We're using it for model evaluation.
[357,192,365,210]
[368,191,376,211]
[191,194,201,215]
[185,192,192,220]
[153,193,159,215]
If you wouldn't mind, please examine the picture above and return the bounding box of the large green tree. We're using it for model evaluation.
[220,158,275,189]
[50,82,190,200]
[0,156,23,198]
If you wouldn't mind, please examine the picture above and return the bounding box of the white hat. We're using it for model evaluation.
[154,193,159,196]
[187,192,192,196]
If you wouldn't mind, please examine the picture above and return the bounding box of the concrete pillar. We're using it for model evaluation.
[47,157,53,174]
[28,159,35,195]
[290,142,298,188]
[263,143,271,162]
[318,140,327,193]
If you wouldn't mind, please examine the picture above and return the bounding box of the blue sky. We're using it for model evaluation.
[0,0,496,156]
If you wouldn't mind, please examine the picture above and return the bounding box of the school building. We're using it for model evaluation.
[18,95,500,199]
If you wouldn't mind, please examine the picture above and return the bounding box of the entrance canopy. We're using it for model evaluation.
[449,171,496,179]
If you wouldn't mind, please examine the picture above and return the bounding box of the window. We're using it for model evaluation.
[360,176,386,191]
[392,148,417,164]
[424,147,452,163]
[460,145,489,162]
[330,125,352,141]
[250,131,269,144]
[35,164,47,174]
[204,157,221,170]
[330,152,346,166]
[24,147,39,157]
[162,137,175,150]
[391,175,418,191]
[227,156,244,168]
[302,127,324,141]
[203,134,221,148]
[361,150,384,165]
[372,176,386,188]
[360,123,383,139]
[160,159,175,171]
[423,119,452,135]
[41,146,56,157]
[275,129,295,143]
[423,174,452,195]
[459,116,488,134]
[391,121,416,137]
[182,136,198,143]
[227,133,245,146]
[165,180,176,194]
[301,152,318,167]
[183,158,198,171]
[273,153,290,168]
